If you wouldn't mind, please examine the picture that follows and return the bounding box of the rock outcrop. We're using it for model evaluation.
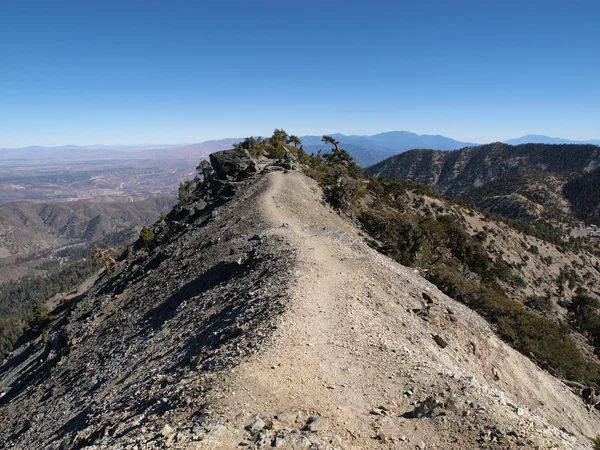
[209,148,258,181]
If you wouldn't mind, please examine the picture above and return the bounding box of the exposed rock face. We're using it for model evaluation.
[209,148,258,181]
[0,168,598,449]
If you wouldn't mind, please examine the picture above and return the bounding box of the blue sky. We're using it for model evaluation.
[0,0,598,147]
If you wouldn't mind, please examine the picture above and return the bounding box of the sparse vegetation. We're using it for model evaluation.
[233,129,299,160]
[564,167,600,225]
[0,257,100,358]
[178,179,196,205]
[568,289,600,350]
[526,292,553,313]
[428,265,599,383]
[196,160,214,186]
[300,151,600,386]
[139,227,155,248]
[30,300,49,327]
[158,211,167,230]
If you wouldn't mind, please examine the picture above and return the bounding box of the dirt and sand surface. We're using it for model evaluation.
[204,171,599,449]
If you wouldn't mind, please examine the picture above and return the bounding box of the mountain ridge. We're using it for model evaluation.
[365,142,600,202]
[1,156,598,448]
[505,134,600,146]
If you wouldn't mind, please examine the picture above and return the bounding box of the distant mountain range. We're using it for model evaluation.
[0,132,476,167]
[504,135,600,146]
[0,140,239,162]
[299,131,477,166]
[2,133,598,167]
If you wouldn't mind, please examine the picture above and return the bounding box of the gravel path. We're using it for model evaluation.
[210,171,600,449]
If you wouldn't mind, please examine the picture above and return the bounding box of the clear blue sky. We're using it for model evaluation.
[1,0,598,147]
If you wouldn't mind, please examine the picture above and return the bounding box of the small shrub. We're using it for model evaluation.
[568,290,600,340]
[139,227,155,248]
[30,301,49,327]
[324,165,360,211]
[266,144,286,160]
[526,294,553,313]
[178,179,196,205]
[474,231,487,242]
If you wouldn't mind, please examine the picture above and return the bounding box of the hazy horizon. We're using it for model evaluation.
[3,131,600,151]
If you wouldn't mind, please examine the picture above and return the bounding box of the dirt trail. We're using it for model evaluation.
[209,171,599,449]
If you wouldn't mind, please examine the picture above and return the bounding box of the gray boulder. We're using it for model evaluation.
[209,149,258,181]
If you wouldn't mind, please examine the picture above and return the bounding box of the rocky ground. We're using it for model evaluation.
[0,154,598,449]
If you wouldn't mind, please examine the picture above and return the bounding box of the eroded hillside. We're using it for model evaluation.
[0,196,177,282]
[1,152,599,449]
[365,143,600,198]
[365,143,600,231]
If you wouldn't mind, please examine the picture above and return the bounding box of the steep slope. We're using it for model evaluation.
[365,143,600,198]
[0,196,176,281]
[1,170,598,449]
[356,178,600,312]
[564,167,600,225]
[463,170,574,224]
[0,197,176,255]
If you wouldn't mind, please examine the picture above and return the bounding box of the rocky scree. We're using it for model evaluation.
[0,150,299,449]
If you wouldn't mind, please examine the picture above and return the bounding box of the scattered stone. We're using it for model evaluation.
[376,431,389,442]
[433,334,448,348]
[470,340,481,357]
[273,436,288,447]
[370,407,386,416]
[445,393,460,413]
[276,410,297,425]
[304,416,329,432]
[176,431,189,444]
[161,424,175,437]
[492,367,500,380]
[475,402,488,413]
[245,415,266,432]
[409,396,445,418]
[263,165,286,172]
